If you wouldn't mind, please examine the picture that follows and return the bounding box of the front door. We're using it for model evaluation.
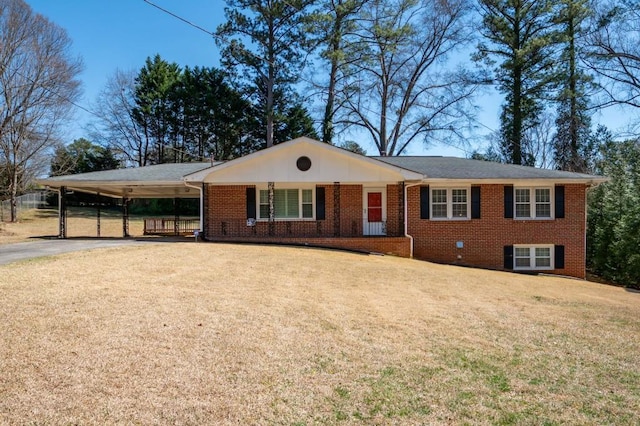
[363,188,386,235]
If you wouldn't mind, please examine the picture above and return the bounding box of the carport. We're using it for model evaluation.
[37,162,218,238]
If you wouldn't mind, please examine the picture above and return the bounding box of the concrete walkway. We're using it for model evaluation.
[0,238,185,266]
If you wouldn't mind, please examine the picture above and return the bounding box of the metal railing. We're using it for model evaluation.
[143,218,200,235]
[209,219,393,238]
[363,220,387,236]
[1,192,48,222]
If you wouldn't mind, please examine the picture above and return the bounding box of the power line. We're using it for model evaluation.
[143,0,217,38]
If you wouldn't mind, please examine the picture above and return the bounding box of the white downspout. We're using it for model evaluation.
[184,182,203,233]
[404,181,423,258]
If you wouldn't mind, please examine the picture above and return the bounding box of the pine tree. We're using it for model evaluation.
[216,0,313,148]
[132,55,181,164]
[177,66,258,160]
[306,0,367,144]
[587,134,640,287]
[476,0,558,165]
[553,0,593,172]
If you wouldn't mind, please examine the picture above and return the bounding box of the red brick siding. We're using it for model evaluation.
[340,185,362,236]
[210,236,411,258]
[204,183,411,256]
[407,184,587,278]
[205,185,251,238]
[204,183,588,278]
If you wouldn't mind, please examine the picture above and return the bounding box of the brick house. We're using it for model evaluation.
[183,137,605,279]
[41,137,606,279]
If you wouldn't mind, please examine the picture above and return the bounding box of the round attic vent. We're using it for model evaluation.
[296,156,312,171]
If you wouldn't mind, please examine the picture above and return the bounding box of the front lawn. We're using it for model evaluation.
[1,243,638,424]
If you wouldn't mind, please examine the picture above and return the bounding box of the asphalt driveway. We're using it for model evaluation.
[0,238,159,266]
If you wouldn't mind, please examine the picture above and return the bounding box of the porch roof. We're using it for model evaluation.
[37,162,219,199]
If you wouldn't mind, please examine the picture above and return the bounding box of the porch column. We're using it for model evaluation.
[96,192,101,237]
[200,183,206,239]
[398,182,405,237]
[122,197,130,238]
[333,182,340,237]
[268,181,275,236]
[58,187,67,239]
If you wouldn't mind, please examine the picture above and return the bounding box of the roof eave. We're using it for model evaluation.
[422,177,609,185]
[36,179,188,187]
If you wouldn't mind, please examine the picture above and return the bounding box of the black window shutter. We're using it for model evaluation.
[504,245,514,270]
[246,187,256,219]
[316,186,325,220]
[555,185,565,219]
[471,186,481,219]
[504,185,514,218]
[420,186,430,219]
[555,245,565,269]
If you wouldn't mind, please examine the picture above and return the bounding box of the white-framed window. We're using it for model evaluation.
[514,244,554,270]
[431,187,469,220]
[514,187,553,219]
[258,188,314,220]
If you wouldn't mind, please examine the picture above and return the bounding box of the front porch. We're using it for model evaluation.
[208,218,393,238]
[202,218,410,257]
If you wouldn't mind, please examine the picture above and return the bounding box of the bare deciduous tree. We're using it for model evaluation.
[586,1,640,112]
[0,0,81,222]
[305,0,368,144]
[89,69,152,167]
[341,0,477,156]
[524,112,556,169]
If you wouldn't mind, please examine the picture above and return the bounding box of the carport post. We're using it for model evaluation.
[122,197,130,238]
[58,187,67,239]
[96,192,101,237]
[174,197,180,235]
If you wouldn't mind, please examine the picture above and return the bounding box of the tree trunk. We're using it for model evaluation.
[266,17,276,148]
[512,65,523,165]
[322,16,343,145]
[10,166,18,223]
[568,13,580,172]
[322,57,338,144]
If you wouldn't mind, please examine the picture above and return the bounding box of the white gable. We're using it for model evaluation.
[184,137,423,184]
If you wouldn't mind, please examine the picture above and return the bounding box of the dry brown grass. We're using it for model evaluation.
[1,241,639,425]
[0,208,145,244]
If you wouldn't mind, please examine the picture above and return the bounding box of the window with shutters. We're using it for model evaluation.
[514,187,553,219]
[513,244,554,270]
[258,188,314,220]
[430,187,469,220]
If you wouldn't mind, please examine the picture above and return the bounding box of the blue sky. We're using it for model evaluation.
[28,0,227,144]
[26,0,635,158]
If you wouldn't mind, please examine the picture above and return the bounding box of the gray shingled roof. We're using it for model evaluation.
[40,155,604,187]
[374,156,604,180]
[44,162,218,183]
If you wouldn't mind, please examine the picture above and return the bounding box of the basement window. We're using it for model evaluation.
[514,245,554,270]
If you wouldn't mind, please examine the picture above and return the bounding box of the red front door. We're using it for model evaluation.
[367,192,382,222]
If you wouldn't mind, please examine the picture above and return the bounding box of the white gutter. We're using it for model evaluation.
[404,181,423,258]
[184,182,204,232]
